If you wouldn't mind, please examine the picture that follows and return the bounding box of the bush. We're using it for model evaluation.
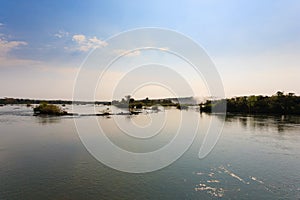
[33,103,66,115]
[135,102,144,109]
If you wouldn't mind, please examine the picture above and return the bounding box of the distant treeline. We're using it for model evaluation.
[112,96,177,109]
[0,97,177,107]
[0,96,187,109]
[200,91,300,115]
[0,98,110,105]
[3,91,300,115]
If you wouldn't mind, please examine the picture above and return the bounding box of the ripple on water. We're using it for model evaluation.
[193,164,281,198]
[194,183,225,197]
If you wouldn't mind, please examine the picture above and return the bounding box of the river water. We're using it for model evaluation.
[0,105,299,199]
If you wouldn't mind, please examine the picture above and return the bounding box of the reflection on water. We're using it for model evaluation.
[35,116,62,124]
[0,105,299,199]
[224,114,300,133]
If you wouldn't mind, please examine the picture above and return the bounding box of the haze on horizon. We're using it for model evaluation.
[0,0,299,100]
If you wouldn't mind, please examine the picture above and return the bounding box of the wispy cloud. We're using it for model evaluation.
[54,31,107,52]
[0,22,3,27]
[0,37,27,56]
[0,33,42,68]
[72,34,86,43]
[71,34,107,52]
[54,30,69,38]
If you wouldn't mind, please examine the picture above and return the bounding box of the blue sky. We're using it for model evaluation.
[0,0,299,99]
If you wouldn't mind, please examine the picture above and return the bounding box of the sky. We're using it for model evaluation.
[0,0,299,100]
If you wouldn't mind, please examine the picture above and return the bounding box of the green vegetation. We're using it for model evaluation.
[113,96,178,109]
[200,91,300,115]
[33,103,68,115]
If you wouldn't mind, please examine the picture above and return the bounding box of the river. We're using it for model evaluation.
[0,105,299,199]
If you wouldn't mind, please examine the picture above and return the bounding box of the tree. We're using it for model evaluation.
[276,91,284,97]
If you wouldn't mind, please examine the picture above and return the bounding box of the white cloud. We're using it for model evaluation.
[71,34,107,52]
[0,35,37,69]
[54,30,69,38]
[55,32,107,52]
[0,37,27,56]
[72,34,86,43]
[0,23,3,27]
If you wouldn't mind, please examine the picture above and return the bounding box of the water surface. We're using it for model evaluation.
[0,105,299,199]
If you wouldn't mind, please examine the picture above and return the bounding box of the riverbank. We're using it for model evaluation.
[200,91,300,115]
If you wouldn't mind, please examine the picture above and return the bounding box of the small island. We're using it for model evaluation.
[33,103,69,116]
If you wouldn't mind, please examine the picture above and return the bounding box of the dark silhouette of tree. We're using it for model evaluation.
[201,91,300,115]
